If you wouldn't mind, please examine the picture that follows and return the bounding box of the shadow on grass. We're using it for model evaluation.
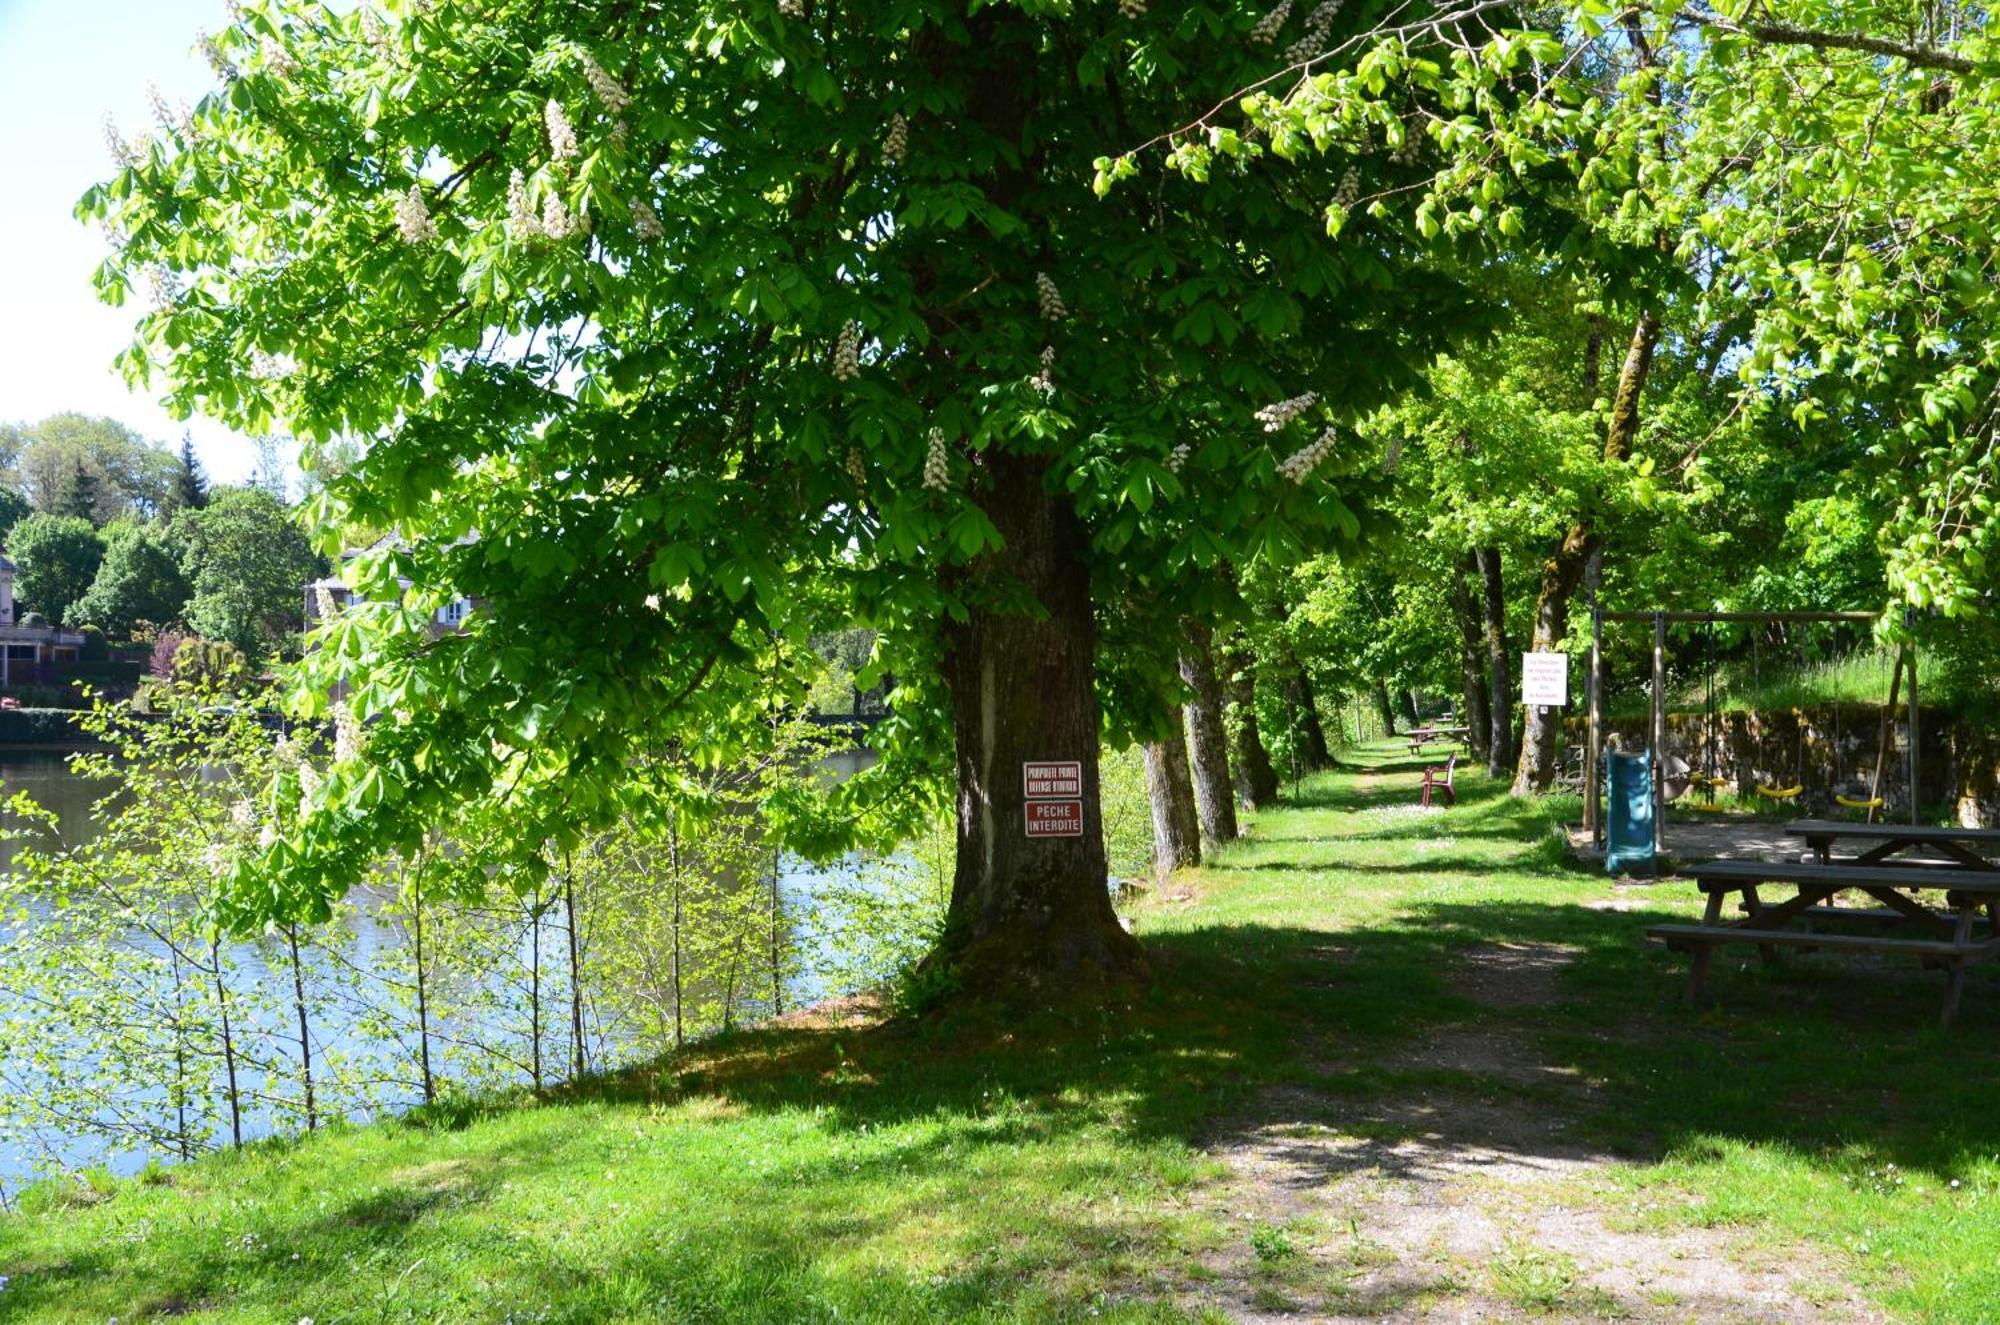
[10,750,1999,1322]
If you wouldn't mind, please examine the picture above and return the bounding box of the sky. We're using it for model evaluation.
[0,0,280,487]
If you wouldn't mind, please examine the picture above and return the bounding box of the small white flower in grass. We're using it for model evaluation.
[197,29,238,81]
[260,34,298,79]
[540,190,578,240]
[545,99,579,161]
[1165,441,1192,474]
[334,703,365,763]
[1255,391,1317,431]
[1034,271,1067,321]
[883,113,908,165]
[831,320,862,381]
[1278,424,1339,483]
[395,184,436,244]
[922,427,951,491]
[507,170,538,240]
[631,198,663,242]
[579,52,630,114]
[1250,0,1292,43]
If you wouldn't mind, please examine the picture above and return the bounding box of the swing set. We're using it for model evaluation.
[1584,608,1921,860]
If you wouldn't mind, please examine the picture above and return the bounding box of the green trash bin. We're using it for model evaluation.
[1605,751,1656,875]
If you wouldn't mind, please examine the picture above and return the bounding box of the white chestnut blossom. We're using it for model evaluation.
[883,113,908,165]
[540,190,579,239]
[778,0,805,15]
[395,184,436,243]
[922,427,950,491]
[251,350,297,381]
[579,52,630,114]
[545,98,578,161]
[1334,166,1360,209]
[1284,0,1345,64]
[1031,344,1056,394]
[298,761,322,818]
[831,320,862,381]
[360,7,392,57]
[334,703,365,763]
[197,29,238,81]
[1118,0,1148,16]
[507,169,538,240]
[1249,0,1292,43]
[1256,391,1318,431]
[102,115,139,170]
[230,798,258,832]
[846,447,868,489]
[313,585,339,621]
[1035,271,1067,321]
[260,34,298,79]
[1382,433,1405,475]
[1278,425,1339,483]
[144,82,195,139]
[143,263,181,309]
[1165,441,1192,474]
[631,198,663,242]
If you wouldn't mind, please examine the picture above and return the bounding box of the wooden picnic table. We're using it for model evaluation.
[1785,819,2000,870]
[1406,725,1469,756]
[1647,857,2000,1024]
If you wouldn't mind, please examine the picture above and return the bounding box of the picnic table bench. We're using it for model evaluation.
[1647,857,2000,1024]
[1406,725,1468,756]
[1785,819,2000,870]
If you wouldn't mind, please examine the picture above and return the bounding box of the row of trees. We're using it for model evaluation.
[83,1,2000,999]
[4,479,320,665]
[0,693,953,1181]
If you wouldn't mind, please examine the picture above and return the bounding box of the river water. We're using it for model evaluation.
[0,746,914,1191]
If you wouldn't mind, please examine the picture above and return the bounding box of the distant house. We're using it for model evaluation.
[0,555,86,688]
[303,535,476,636]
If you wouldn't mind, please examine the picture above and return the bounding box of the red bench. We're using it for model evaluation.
[1421,754,1457,808]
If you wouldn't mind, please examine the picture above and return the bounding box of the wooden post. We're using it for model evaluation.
[1652,611,1667,858]
[1906,610,1922,826]
[1867,647,1905,827]
[1586,597,1604,847]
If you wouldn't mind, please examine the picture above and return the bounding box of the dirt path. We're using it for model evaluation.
[1177,929,1880,1323]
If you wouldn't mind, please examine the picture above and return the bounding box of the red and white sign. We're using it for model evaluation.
[1024,799,1085,838]
[1022,760,1083,800]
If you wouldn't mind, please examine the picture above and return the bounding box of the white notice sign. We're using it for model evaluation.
[1521,652,1569,708]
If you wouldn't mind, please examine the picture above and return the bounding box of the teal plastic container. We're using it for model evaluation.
[1605,751,1657,875]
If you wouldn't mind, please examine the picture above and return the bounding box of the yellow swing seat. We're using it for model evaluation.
[1755,783,1804,800]
[1836,794,1885,810]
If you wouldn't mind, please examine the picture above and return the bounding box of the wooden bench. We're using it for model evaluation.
[1647,858,2000,1023]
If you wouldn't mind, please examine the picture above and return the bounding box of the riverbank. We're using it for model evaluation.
[5,745,1998,1322]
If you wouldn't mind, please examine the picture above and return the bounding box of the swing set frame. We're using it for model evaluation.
[1584,607,1917,856]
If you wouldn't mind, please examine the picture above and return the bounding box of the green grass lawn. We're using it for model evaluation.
[6,742,2000,1322]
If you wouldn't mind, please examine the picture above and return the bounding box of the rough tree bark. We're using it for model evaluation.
[1449,552,1493,765]
[937,449,1147,994]
[1220,632,1281,809]
[1512,310,1661,795]
[1290,661,1334,768]
[1372,680,1399,738]
[1475,546,1513,777]
[1179,620,1240,845]
[1143,723,1203,878]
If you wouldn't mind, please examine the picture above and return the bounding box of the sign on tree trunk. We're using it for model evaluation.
[1521,652,1569,708]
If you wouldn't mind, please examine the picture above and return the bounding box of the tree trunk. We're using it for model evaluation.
[1179,621,1239,845]
[1289,661,1333,768]
[1513,310,1661,795]
[1143,726,1202,877]
[1476,546,1514,777]
[935,450,1146,997]
[1373,680,1398,738]
[1220,633,1280,810]
[1449,552,1493,764]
